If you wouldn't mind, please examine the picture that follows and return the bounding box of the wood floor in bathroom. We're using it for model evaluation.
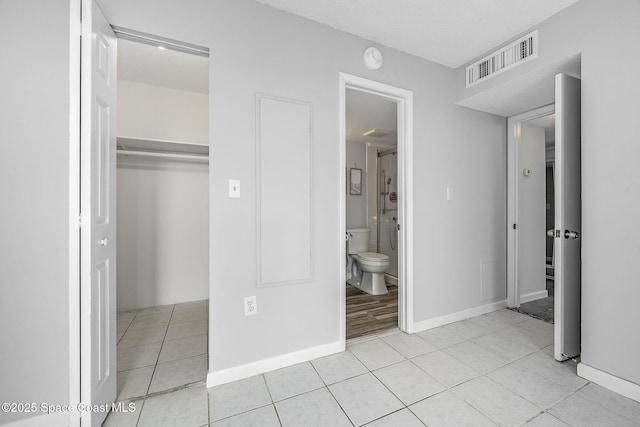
[346,284,398,340]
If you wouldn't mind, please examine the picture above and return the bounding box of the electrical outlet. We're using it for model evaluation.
[244,296,257,316]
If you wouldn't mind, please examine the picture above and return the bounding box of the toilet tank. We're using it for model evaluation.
[347,228,370,254]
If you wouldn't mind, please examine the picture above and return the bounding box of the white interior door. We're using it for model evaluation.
[80,0,117,425]
[554,73,581,361]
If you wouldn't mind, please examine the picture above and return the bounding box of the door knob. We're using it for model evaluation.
[564,230,579,239]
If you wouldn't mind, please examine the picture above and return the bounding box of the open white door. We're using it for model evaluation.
[553,73,581,361]
[80,0,117,425]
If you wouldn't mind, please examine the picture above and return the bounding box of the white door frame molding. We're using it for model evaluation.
[339,73,414,346]
[69,1,82,425]
[506,103,555,307]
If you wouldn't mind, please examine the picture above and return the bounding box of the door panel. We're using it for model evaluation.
[554,73,581,361]
[81,0,117,425]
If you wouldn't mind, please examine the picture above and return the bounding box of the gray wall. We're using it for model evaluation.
[100,0,506,375]
[457,0,640,386]
[346,141,367,229]
[0,0,71,424]
[117,161,209,310]
[517,123,546,300]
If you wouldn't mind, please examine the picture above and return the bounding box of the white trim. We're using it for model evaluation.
[412,300,508,333]
[578,363,640,403]
[2,412,69,427]
[68,1,81,426]
[519,290,549,304]
[507,104,555,308]
[206,341,342,387]
[338,73,414,340]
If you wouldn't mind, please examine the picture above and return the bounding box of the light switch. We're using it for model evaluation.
[229,179,240,198]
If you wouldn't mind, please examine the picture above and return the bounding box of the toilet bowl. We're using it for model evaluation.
[353,251,390,295]
[346,228,390,295]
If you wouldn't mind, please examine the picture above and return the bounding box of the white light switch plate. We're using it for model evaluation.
[229,179,240,198]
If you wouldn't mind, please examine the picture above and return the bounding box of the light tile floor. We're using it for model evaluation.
[104,308,640,427]
[113,300,209,404]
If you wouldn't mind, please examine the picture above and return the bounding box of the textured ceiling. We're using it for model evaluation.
[254,0,578,68]
[117,39,209,94]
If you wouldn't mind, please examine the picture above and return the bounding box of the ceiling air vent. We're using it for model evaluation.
[466,30,538,88]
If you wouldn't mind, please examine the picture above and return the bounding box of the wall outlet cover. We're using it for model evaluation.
[244,296,257,316]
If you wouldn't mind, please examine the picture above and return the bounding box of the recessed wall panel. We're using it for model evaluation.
[257,96,312,286]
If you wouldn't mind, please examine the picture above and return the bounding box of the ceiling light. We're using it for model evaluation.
[157,45,166,50]
[362,129,389,138]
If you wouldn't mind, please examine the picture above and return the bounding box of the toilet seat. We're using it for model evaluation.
[356,252,389,262]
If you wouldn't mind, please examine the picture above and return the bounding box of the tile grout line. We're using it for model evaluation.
[144,304,175,398]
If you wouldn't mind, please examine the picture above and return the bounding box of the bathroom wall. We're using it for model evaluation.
[378,151,399,277]
[366,144,378,251]
[345,140,367,229]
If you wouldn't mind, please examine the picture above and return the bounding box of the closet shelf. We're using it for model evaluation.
[117,136,208,161]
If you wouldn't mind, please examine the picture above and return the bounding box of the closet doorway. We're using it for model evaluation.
[114,31,211,402]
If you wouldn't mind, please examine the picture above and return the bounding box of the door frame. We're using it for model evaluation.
[339,73,414,345]
[506,103,555,307]
[69,0,82,425]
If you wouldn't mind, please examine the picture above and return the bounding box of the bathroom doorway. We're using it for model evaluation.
[339,73,414,344]
[345,90,398,339]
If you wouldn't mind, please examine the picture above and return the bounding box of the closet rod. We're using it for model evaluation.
[117,149,208,162]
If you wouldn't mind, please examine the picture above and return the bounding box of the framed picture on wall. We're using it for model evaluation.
[350,168,362,195]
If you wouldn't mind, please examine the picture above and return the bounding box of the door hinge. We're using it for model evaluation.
[513,223,517,230]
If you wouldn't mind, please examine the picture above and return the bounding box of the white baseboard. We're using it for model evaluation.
[2,412,68,427]
[206,341,343,388]
[520,290,548,304]
[578,363,640,403]
[412,300,508,333]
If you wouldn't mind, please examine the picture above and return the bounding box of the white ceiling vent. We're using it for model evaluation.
[466,30,538,88]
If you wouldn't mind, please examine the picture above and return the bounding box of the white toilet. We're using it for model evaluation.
[346,228,390,295]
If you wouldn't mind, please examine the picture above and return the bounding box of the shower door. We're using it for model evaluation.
[377,150,398,279]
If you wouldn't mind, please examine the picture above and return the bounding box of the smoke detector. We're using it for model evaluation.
[363,47,383,70]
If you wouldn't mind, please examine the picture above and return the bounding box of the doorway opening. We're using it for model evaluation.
[507,72,582,362]
[345,89,399,339]
[339,73,414,345]
[510,109,556,323]
[114,33,210,402]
